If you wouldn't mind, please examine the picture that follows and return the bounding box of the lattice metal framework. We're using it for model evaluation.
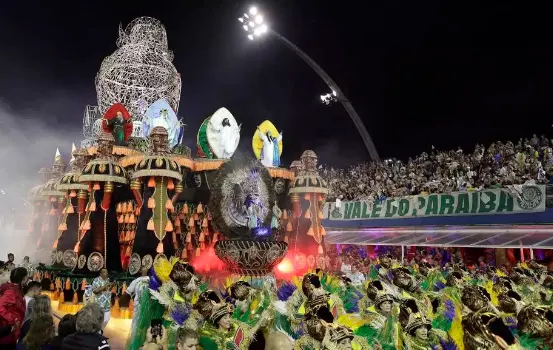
[95,17,182,123]
[82,105,102,148]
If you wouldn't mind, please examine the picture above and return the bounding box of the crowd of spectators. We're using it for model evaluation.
[333,246,474,277]
[322,134,553,201]
[1,253,202,350]
[0,254,104,350]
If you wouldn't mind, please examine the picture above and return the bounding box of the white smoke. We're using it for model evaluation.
[0,102,80,264]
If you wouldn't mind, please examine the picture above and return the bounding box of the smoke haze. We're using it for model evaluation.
[0,103,80,263]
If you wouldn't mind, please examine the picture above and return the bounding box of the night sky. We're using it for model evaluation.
[1,1,553,169]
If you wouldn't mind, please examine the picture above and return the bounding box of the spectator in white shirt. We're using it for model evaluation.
[22,281,41,320]
[335,195,343,208]
[347,264,366,286]
[340,257,352,275]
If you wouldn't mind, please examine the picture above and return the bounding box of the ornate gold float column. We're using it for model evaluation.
[288,151,329,272]
[129,126,183,272]
[78,132,128,271]
[54,146,90,268]
[39,149,67,256]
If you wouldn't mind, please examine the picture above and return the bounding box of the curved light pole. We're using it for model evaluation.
[239,7,381,161]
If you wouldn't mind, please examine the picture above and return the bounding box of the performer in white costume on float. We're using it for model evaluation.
[218,120,240,158]
[257,127,283,167]
[207,107,241,159]
[143,99,182,149]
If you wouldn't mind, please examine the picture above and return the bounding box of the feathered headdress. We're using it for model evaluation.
[153,256,179,283]
[327,325,354,344]
[209,303,234,324]
[277,281,297,302]
[366,280,395,309]
[399,299,431,334]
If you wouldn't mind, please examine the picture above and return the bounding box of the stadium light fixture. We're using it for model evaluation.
[320,90,339,105]
[238,6,268,40]
[236,5,381,160]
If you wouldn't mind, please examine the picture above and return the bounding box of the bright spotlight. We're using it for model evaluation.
[277,258,294,274]
[320,91,337,105]
[239,6,267,41]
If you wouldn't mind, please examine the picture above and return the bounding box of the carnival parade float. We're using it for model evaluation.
[24,16,324,320]
[21,15,553,350]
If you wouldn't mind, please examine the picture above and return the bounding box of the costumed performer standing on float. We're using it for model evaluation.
[254,120,283,168]
[207,107,241,159]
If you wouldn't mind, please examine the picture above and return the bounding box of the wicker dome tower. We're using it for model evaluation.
[95,17,182,121]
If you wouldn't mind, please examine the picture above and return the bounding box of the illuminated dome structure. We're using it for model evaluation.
[95,17,181,127]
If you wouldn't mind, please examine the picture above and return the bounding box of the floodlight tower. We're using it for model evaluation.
[239,6,380,161]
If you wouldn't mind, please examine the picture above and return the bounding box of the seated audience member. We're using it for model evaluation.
[17,314,55,350]
[61,303,110,350]
[340,257,352,275]
[347,264,366,285]
[321,135,553,202]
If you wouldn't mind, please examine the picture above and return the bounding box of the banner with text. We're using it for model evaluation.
[323,185,546,221]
